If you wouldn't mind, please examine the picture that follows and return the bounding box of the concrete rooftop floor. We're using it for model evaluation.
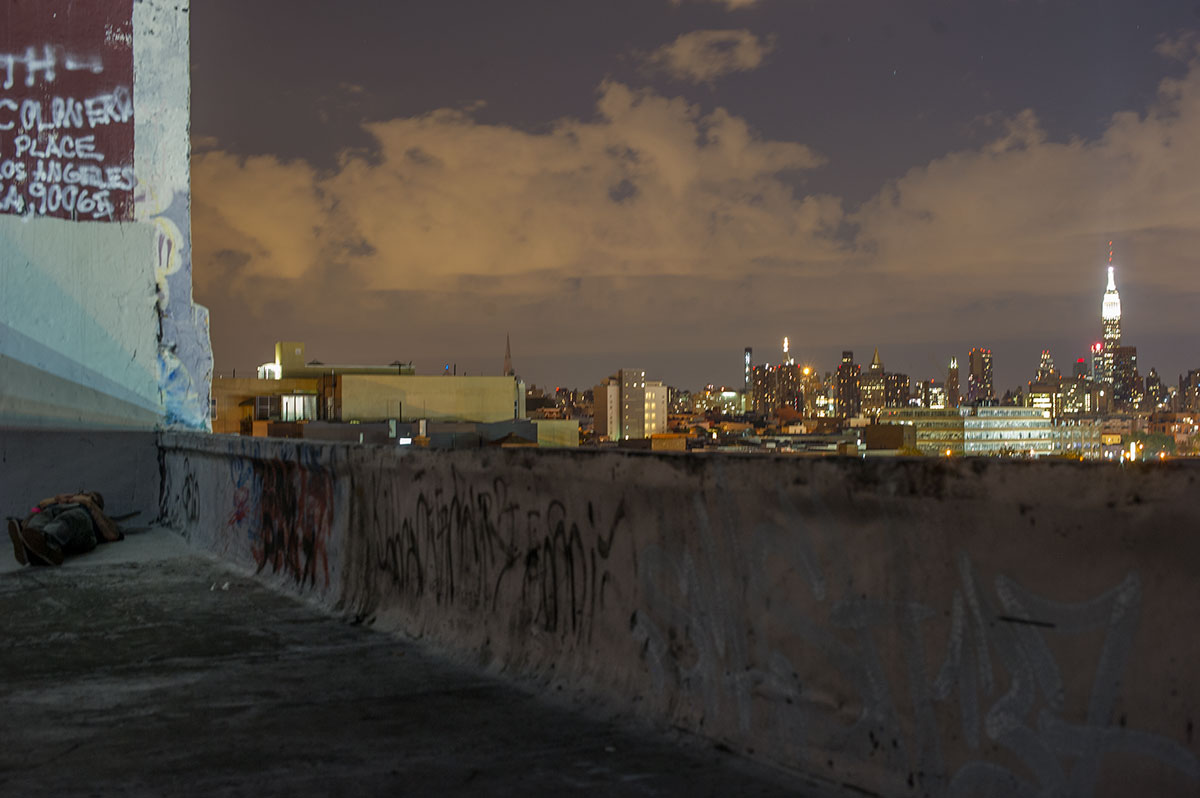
[0,528,857,797]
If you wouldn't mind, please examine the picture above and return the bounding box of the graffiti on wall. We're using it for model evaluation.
[163,440,1200,796]
[349,465,625,645]
[223,453,333,589]
[0,1,135,221]
[148,181,213,430]
[631,493,1200,795]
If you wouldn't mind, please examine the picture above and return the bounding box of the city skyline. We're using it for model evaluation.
[213,262,1181,399]
[191,2,1199,392]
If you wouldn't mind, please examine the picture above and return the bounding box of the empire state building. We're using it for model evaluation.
[1100,252,1122,385]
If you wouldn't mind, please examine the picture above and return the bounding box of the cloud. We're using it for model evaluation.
[853,56,1200,302]
[194,52,1200,387]
[645,29,775,84]
[1155,31,1200,62]
[194,80,835,302]
[191,134,221,153]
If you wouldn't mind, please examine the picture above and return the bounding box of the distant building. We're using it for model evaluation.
[1025,379,1061,420]
[881,406,1055,457]
[1059,376,1100,416]
[801,367,825,416]
[1145,368,1166,410]
[211,377,318,435]
[885,372,909,408]
[215,341,523,435]
[920,380,947,409]
[322,374,525,424]
[967,348,993,404]
[1112,345,1140,410]
[751,363,803,416]
[946,358,961,407]
[1036,350,1057,382]
[743,347,752,393]
[965,407,1054,456]
[693,386,745,416]
[879,408,964,455]
[258,341,413,380]
[1091,342,1105,384]
[836,351,861,418]
[1101,260,1122,386]
[860,349,886,415]
[1053,417,1103,460]
[594,369,666,441]
[1180,369,1200,412]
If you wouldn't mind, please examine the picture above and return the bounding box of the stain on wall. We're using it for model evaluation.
[159,432,1200,796]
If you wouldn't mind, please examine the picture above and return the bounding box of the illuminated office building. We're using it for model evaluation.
[885,372,910,408]
[1036,350,1056,381]
[1112,346,1140,410]
[1145,368,1166,411]
[920,380,948,409]
[965,407,1055,457]
[967,348,994,404]
[594,369,666,441]
[860,349,886,415]
[751,363,803,416]
[946,359,960,407]
[836,351,861,418]
[1100,251,1122,385]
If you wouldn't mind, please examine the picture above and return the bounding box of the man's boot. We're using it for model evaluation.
[7,519,28,566]
[18,525,64,566]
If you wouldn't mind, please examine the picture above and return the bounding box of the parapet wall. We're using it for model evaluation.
[159,431,1200,797]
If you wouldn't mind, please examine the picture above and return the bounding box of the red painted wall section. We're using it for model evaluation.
[0,0,134,222]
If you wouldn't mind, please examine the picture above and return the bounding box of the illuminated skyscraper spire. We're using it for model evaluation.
[1100,242,1122,385]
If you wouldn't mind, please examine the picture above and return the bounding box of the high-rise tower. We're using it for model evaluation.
[503,333,514,377]
[946,358,961,407]
[861,348,886,415]
[744,347,752,393]
[1036,350,1056,382]
[836,351,861,418]
[967,348,993,404]
[1101,242,1122,385]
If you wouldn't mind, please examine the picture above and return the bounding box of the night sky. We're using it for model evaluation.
[190,0,1200,393]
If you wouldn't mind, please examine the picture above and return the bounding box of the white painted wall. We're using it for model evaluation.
[0,1,210,429]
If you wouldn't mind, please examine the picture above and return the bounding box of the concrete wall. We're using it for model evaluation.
[533,419,580,448]
[159,433,1200,797]
[0,0,210,430]
[0,427,159,524]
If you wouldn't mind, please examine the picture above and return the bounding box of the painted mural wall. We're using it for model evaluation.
[0,0,210,429]
[159,432,1200,797]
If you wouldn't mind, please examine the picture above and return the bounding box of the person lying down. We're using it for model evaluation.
[6,491,128,567]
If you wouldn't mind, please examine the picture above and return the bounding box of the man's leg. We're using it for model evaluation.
[19,505,99,566]
[7,519,28,566]
[18,512,64,566]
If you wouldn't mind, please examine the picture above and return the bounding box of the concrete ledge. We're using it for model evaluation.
[159,431,1200,796]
